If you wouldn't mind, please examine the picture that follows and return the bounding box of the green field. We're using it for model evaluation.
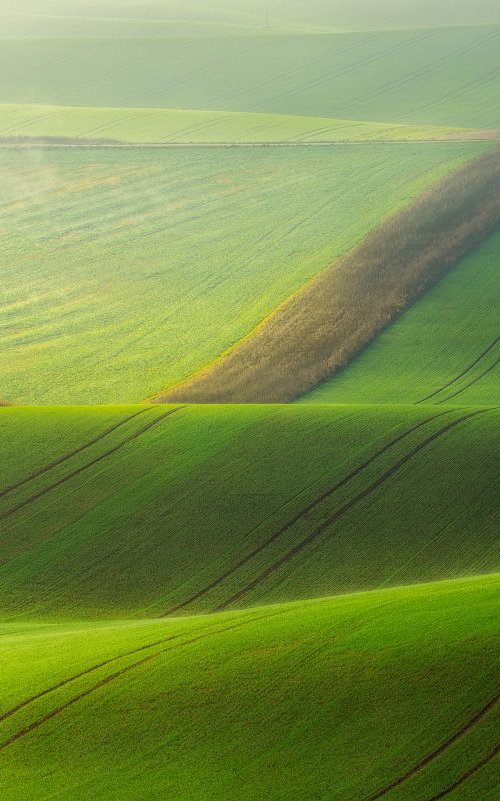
[1,26,499,129]
[1,142,486,406]
[3,104,494,144]
[1,404,498,619]
[2,0,500,37]
[304,231,500,405]
[0,575,498,800]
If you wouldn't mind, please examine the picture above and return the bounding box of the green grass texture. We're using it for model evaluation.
[0,575,498,800]
[304,230,500,406]
[1,27,500,128]
[2,104,493,144]
[0,143,485,405]
[2,0,500,37]
[1,404,499,619]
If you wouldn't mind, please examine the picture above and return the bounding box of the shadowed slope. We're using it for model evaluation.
[0,404,498,618]
[157,148,500,404]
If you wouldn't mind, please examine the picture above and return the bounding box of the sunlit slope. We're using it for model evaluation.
[2,0,500,37]
[0,143,483,405]
[304,231,500,406]
[0,577,499,801]
[1,27,499,128]
[1,404,499,618]
[3,104,496,144]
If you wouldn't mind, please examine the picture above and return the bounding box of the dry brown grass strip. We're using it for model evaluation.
[155,147,500,404]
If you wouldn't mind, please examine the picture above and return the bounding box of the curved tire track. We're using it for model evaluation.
[164,410,452,615]
[437,354,500,405]
[0,609,282,754]
[0,407,152,499]
[426,742,500,801]
[417,333,500,404]
[364,692,500,800]
[0,406,186,522]
[217,409,488,610]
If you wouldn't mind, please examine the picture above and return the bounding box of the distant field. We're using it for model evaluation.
[0,27,499,128]
[3,104,496,144]
[2,0,500,37]
[0,143,484,405]
[305,231,500,406]
[0,575,498,800]
[0,404,498,618]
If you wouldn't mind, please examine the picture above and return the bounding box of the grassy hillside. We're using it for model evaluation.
[0,404,499,618]
[0,27,499,128]
[0,142,484,406]
[305,231,500,406]
[2,0,500,37]
[0,576,498,800]
[3,104,497,144]
[160,148,500,404]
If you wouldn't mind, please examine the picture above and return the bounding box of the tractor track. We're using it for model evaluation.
[0,406,186,522]
[0,407,152,499]
[437,354,500,405]
[363,692,500,800]
[417,333,500,404]
[164,409,453,615]
[217,409,488,610]
[426,742,500,800]
[0,608,284,754]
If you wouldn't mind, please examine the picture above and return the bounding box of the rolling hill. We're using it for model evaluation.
[304,230,500,405]
[0,575,498,800]
[3,104,497,144]
[1,142,486,406]
[0,26,499,129]
[0,403,499,619]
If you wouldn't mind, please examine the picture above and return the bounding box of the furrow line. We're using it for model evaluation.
[363,693,500,800]
[417,333,500,403]
[0,407,186,522]
[436,354,500,404]
[0,407,152,499]
[217,409,488,610]
[426,743,500,801]
[0,609,282,754]
[163,409,452,615]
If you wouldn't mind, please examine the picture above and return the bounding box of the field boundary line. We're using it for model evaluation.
[163,410,452,615]
[363,693,500,800]
[217,409,488,610]
[0,406,186,522]
[0,407,152,500]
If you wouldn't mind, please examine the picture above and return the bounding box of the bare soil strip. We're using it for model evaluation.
[156,148,500,404]
[216,410,488,610]
[418,334,500,403]
[0,609,285,754]
[0,407,186,522]
[0,408,152,499]
[426,743,500,801]
[164,409,452,615]
[364,694,500,800]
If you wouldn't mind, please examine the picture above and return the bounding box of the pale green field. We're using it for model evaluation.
[1,142,487,405]
[2,0,500,37]
[2,104,492,144]
[304,231,500,406]
[1,27,499,128]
